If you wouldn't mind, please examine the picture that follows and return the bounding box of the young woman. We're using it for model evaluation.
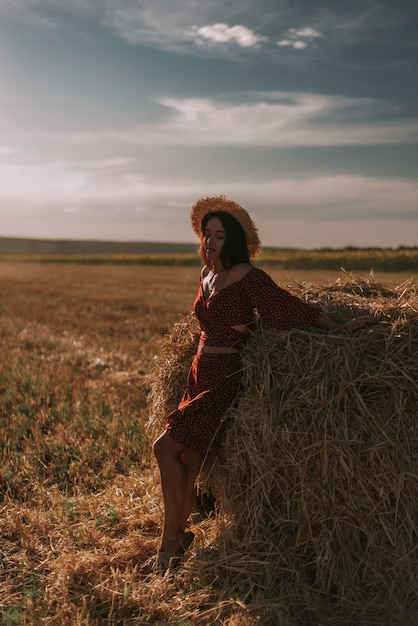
[143,196,376,574]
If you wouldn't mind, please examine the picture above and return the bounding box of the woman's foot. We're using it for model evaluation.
[178,530,195,555]
[140,531,195,575]
[140,550,180,575]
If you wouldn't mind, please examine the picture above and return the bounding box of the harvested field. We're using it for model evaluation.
[1,263,417,624]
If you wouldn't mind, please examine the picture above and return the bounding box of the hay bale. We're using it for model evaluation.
[146,312,200,445]
[147,277,418,624]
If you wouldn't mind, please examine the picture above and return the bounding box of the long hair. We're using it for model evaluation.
[199,211,250,268]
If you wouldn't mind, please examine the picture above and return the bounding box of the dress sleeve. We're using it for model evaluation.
[242,268,321,329]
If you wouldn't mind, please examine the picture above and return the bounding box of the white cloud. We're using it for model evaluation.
[2,0,411,57]
[278,39,308,49]
[278,26,323,50]
[187,23,267,48]
[97,1,274,53]
[76,92,417,148]
[291,27,322,39]
[5,92,417,151]
[2,1,410,67]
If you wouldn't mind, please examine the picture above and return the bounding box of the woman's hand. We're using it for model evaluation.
[313,313,379,332]
[339,315,378,332]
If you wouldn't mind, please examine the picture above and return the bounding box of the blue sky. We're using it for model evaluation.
[1,0,417,248]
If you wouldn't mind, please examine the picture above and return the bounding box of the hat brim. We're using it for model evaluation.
[190,195,261,258]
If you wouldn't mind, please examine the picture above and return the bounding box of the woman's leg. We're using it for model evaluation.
[153,432,203,553]
[179,448,204,531]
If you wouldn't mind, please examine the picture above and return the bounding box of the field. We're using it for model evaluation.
[0,262,416,625]
[2,246,418,274]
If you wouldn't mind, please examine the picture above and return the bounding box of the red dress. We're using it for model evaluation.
[165,268,321,454]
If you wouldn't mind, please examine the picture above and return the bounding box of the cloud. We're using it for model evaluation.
[0,153,198,210]
[1,149,417,246]
[278,26,322,50]
[65,92,417,149]
[0,0,98,28]
[1,142,417,221]
[2,0,412,64]
[99,3,274,56]
[0,156,413,201]
[186,23,267,48]
[238,175,418,219]
[292,27,322,38]
[5,91,417,151]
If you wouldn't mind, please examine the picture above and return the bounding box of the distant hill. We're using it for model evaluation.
[0,237,198,256]
[1,237,417,272]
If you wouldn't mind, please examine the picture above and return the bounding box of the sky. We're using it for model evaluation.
[1,0,417,249]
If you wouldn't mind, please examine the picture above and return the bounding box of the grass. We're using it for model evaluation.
[0,262,415,624]
[1,247,418,272]
[0,263,204,624]
[258,246,418,272]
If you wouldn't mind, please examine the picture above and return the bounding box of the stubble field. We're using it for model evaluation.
[0,262,415,625]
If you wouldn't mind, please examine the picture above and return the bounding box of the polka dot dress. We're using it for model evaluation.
[166,351,242,455]
[165,267,321,454]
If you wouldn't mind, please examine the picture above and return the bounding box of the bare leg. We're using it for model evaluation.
[153,431,203,553]
[179,448,204,531]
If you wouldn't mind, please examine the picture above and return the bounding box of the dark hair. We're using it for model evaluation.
[200,210,250,267]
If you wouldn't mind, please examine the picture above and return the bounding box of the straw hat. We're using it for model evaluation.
[190,195,261,257]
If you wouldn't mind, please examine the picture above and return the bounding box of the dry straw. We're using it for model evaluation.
[146,276,418,624]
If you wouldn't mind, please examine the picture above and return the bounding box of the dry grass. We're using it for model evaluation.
[1,263,417,625]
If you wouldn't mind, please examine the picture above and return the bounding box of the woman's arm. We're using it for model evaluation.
[313,314,378,332]
[241,268,378,332]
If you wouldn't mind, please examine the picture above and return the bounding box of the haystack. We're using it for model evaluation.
[146,276,418,624]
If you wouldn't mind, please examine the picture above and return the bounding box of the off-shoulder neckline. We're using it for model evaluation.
[200,267,259,303]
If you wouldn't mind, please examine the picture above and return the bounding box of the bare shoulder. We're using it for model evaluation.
[201,265,210,280]
[230,262,254,281]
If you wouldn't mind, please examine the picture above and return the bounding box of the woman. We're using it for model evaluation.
[143,195,375,574]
